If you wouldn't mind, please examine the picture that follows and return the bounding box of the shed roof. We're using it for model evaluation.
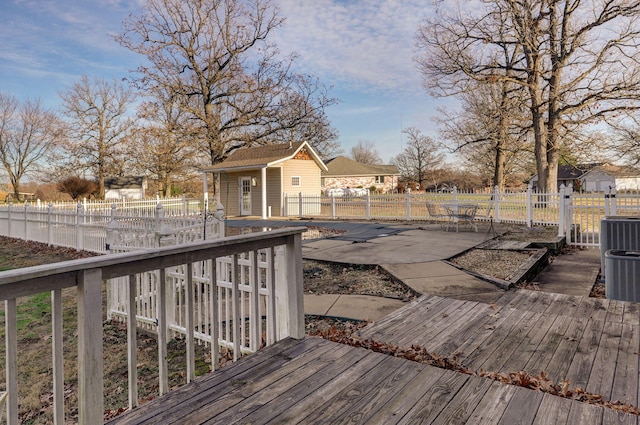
[104,176,146,189]
[323,156,399,177]
[203,141,327,172]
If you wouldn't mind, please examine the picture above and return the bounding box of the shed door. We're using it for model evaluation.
[239,177,252,215]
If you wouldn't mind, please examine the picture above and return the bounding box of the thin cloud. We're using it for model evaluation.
[340,106,385,115]
[275,0,428,94]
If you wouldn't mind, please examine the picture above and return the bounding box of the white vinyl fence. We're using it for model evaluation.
[0,197,219,254]
[285,185,640,248]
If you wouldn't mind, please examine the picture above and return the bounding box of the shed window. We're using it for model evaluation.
[375,176,385,184]
[291,176,301,187]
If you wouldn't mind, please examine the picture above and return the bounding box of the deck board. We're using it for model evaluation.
[109,290,640,424]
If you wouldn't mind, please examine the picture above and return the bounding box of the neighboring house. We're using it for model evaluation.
[529,164,598,191]
[581,164,640,192]
[104,176,147,200]
[322,156,400,194]
[203,141,327,218]
[529,163,640,192]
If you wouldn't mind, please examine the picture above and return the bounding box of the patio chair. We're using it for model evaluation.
[443,204,479,232]
[426,202,447,228]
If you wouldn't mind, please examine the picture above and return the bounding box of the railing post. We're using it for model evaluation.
[47,202,53,246]
[77,268,104,425]
[5,298,18,425]
[76,202,84,250]
[558,184,566,238]
[274,234,304,340]
[52,289,64,425]
[283,193,288,216]
[127,275,138,409]
[526,184,533,227]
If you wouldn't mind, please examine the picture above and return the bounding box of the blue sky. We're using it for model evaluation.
[0,0,445,163]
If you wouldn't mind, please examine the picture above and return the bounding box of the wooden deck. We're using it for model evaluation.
[109,290,640,424]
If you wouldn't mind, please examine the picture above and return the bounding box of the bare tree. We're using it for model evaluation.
[0,93,63,200]
[116,0,338,175]
[437,80,532,190]
[392,127,444,188]
[417,0,640,192]
[60,76,135,198]
[350,140,382,165]
[131,89,198,197]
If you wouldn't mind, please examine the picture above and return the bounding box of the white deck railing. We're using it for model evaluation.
[0,227,305,425]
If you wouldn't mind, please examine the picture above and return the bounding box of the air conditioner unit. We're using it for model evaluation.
[605,250,640,302]
[600,216,640,281]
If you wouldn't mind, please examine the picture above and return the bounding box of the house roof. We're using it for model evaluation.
[530,163,601,182]
[105,176,146,189]
[323,156,400,177]
[587,164,640,178]
[557,163,600,180]
[202,141,328,172]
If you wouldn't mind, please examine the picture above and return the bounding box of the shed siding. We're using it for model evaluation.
[217,168,283,216]
[282,160,322,195]
[265,168,282,216]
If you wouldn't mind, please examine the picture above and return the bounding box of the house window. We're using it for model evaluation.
[291,176,301,187]
[375,176,385,184]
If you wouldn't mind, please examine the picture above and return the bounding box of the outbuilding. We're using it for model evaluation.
[202,141,327,218]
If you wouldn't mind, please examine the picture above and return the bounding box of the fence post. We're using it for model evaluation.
[331,195,336,219]
[7,202,11,238]
[24,202,29,241]
[604,186,611,216]
[283,193,288,216]
[155,203,174,247]
[76,202,84,250]
[610,185,617,216]
[526,184,533,227]
[565,184,574,243]
[558,184,566,238]
[493,185,500,223]
[366,191,371,220]
[406,189,411,220]
[48,202,53,246]
[105,204,118,253]
[298,192,303,218]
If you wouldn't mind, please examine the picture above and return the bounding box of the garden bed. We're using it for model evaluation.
[447,247,550,290]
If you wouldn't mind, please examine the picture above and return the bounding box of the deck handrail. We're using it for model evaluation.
[0,227,305,425]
